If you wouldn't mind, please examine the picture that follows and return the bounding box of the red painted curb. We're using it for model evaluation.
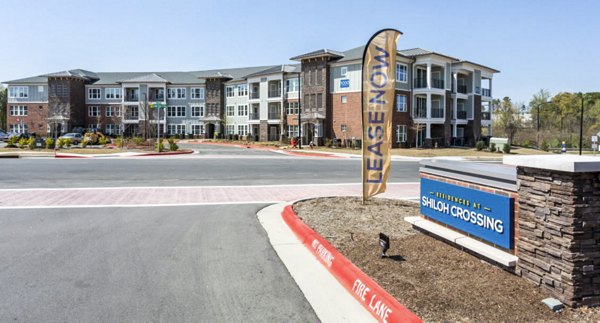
[282,205,421,323]
[55,155,89,158]
[136,150,194,156]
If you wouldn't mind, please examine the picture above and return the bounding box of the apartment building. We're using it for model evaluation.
[4,45,498,148]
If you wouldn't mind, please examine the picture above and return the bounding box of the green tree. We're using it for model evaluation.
[529,89,551,130]
[493,96,522,145]
[0,86,6,130]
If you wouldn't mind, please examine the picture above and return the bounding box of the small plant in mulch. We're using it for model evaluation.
[133,136,144,145]
[475,140,485,151]
[27,137,35,150]
[155,140,165,152]
[98,137,107,146]
[45,137,55,149]
[17,138,28,149]
[168,137,178,151]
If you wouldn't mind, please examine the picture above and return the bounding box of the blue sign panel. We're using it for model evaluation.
[340,79,350,88]
[420,178,513,249]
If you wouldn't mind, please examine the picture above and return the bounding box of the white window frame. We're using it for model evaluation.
[105,124,123,136]
[88,88,101,100]
[225,86,235,97]
[167,124,186,135]
[396,124,407,143]
[237,84,248,96]
[8,86,29,98]
[341,96,347,104]
[88,106,100,117]
[191,105,204,117]
[106,105,121,117]
[191,124,204,135]
[9,105,28,116]
[10,123,28,134]
[287,102,299,115]
[226,105,235,116]
[396,63,408,83]
[285,79,298,93]
[167,106,186,117]
[191,87,204,99]
[105,88,122,100]
[340,66,348,77]
[167,88,186,99]
[287,125,299,138]
[237,105,248,116]
[396,94,407,112]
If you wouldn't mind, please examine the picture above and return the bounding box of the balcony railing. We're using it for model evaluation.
[481,88,491,97]
[249,113,260,120]
[124,114,139,120]
[457,110,467,120]
[482,112,491,120]
[457,85,467,94]
[250,92,260,99]
[268,89,282,98]
[431,78,444,89]
[125,95,139,102]
[414,78,427,89]
[431,108,444,118]
[268,112,281,120]
[413,108,426,119]
[150,95,164,102]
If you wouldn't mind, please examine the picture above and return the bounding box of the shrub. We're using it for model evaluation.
[503,144,511,154]
[45,137,55,149]
[213,132,219,139]
[489,142,496,153]
[18,138,28,149]
[56,138,65,149]
[155,140,165,152]
[81,138,88,148]
[522,140,532,148]
[115,137,124,148]
[475,140,485,151]
[6,136,19,148]
[98,136,107,145]
[540,141,549,152]
[133,136,144,145]
[324,138,333,148]
[27,137,36,150]
[168,137,178,151]
[63,138,72,148]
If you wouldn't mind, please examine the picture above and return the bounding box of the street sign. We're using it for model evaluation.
[151,103,166,109]
[594,136,599,143]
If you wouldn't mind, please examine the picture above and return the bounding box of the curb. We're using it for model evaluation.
[281,205,422,323]
[54,150,194,158]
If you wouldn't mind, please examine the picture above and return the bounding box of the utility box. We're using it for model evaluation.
[490,137,509,152]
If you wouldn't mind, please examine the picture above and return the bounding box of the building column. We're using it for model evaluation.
[425,122,431,139]
[452,123,457,137]
[426,93,432,119]
[426,63,432,89]
[489,79,493,97]
[452,72,458,93]
[453,96,458,120]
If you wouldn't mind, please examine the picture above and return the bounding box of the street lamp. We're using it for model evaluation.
[535,101,552,147]
[579,93,584,156]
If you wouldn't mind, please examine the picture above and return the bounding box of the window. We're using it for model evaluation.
[226,125,235,134]
[167,88,186,99]
[126,106,139,118]
[191,124,204,135]
[10,124,28,134]
[88,124,99,132]
[226,105,235,116]
[237,84,248,96]
[396,125,407,143]
[237,105,248,116]
[150,88,165,101]
[341,96,347,104]
[106,105,121,117]
[105,124,123,136]
[88,106,100,117]
[9,105,28,116]
[238,125,248,135]
[316,68,322,85]
[316,93,323,110]
[88,88,101,100]
[167,106,186,117]
[167,124,186,135]
[287,102,300,114]
[191,105,204,117]
[226,86,235,97]
[341,66,348,77]
[105,88,122,99]
[191,87,205,99]
[285,79,298,93]
[396,63,407,83]
[8,86,29,98]
[50,83,68,97]
[341,124,348,132]
[287,125,299,138]
[396,94,407,112]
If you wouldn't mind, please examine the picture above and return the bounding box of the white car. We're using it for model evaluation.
[59,133,84,145]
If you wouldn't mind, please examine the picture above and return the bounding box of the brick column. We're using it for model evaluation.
[506,156,600,307]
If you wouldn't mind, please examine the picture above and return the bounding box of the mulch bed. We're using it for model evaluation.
[293,197,600,322]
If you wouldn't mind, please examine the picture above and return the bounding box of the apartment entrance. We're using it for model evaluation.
[206,123,215,139]
[268,126,279,141]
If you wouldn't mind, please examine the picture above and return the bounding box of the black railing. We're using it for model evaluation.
[250,92,260,99]
[414,78,427,88]
[249,113,260,120]
[481,88,491,97]
[413,108,427,119]
[431,108,444,118]
[268,89,281,98]
[268,112,281,120]
[125,95,139,102]
[457,111,467,120]
[482,112,491,120]
[431,78,444,89]
[457,85,467,94]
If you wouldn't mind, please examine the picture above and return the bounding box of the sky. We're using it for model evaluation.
[1,0,599,105]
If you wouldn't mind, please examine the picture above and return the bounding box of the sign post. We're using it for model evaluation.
[151,102,166,152]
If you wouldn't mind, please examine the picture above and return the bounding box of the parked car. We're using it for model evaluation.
[59,133,83,145]
[7,132,31,141]
[0,130,9,142]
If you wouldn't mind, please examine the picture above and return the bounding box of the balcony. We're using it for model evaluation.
[431,108,444,118]
[431,78,444,89]
[482,112,491,120]
[457,110,467,120]
[414,78,427,89]
[249,113,260,120]
[457,85,467,94]
[124,114,139,121]
[268,112,281,120]
[268,89,281,98]
[250,92,260,99]
[481,88,491,97]
[413,108,426,119]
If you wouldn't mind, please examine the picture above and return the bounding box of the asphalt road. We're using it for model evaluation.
[1,145,420,188]
[0,204,318,322]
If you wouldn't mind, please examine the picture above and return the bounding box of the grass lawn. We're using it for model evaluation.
[314,146,551,158]
[0,147,154,154]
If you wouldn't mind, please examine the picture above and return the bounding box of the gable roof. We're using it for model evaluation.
[243,64,300,78]
[120,73,169,83]
[3,76,48,84]
[290,49,345,61]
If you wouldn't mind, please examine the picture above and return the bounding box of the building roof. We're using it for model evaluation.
[243,64,300,78]
[454,60,501,73]
[119,73,170,83]
[40,69,99,80]
[290,49,345,61]
[398,48,459,61]
[191,65,277,82]
[3,75,48,84]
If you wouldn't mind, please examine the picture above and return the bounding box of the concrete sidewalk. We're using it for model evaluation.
[258,202,376,323]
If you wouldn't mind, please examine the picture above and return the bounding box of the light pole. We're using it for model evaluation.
[297,71,302,149]
[579,93,584,156]
[535,101,552,147]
